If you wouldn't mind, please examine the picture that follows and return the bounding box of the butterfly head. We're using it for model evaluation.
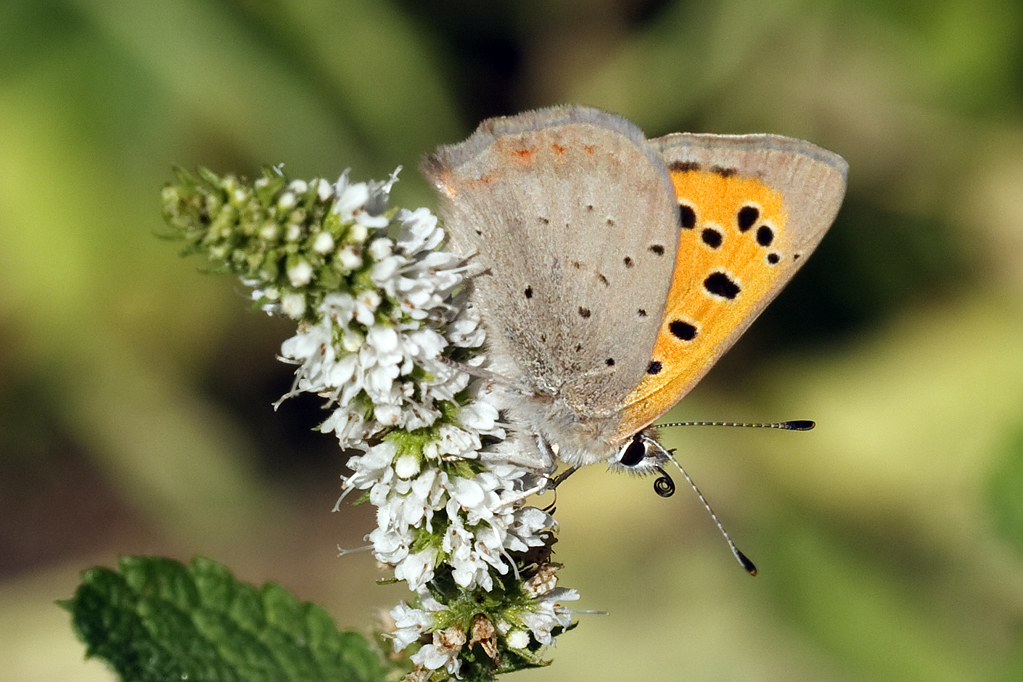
[606,430,678,497]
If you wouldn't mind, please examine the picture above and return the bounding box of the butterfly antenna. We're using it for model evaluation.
[658,419,814,431]
[647,420,811,575]
[659,456,758,576]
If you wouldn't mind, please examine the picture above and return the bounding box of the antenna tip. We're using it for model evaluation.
[736,549,758,576]
[782,420,815,431]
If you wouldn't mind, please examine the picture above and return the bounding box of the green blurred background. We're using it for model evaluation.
[3,0,1023,680]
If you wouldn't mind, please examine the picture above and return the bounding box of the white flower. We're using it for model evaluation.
[347,223,368,243]
[277,319,332,396]
[411,626,465,676]
[393,547,439,590]
[274,193,477,442]
[277,191,297,210]
[280,292,306,319]
[411,644,458,675]
[366,166,401,216]
[374,404,401,426]
[333,173,369,218]
[259,222,281,241]
[323,291,357,324]
[333,170,390,229]
[394,454,420,479]
[345,441,396,490]
[448,476,485,510]
[396,207,443,254]
[368,238,393,261]
[458,399,501,434]
[424,424,480,462]
[390,602,436,651]
[354,290,381,324]
[442,515,503,591]
[506,506,556,553]
[313,231,335,254]
[519,587,580,646]
[337,245,362,271]
[287,260,313,286]
[447,314,485,348]
[366,525,408,565]
[315,178,333,201]
[505,629,530,650]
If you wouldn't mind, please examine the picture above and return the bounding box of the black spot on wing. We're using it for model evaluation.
[704,271,741,300]
[669,320,697,341]
[669,161,701,173]
[701,228,722,249]
[678,205,696,229]
[737,206,759,232]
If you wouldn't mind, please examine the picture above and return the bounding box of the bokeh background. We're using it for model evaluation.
[3,1,1023,680]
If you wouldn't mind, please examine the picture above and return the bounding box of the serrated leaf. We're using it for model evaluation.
[61,556,388,682]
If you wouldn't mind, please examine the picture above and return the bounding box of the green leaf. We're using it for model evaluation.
[60,556,388,682]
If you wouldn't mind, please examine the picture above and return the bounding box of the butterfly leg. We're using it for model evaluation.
[548,466,579,489]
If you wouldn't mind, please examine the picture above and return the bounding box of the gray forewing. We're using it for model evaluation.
[424,106,681,419]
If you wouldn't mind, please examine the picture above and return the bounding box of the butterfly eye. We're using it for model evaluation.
[618,434,647,467]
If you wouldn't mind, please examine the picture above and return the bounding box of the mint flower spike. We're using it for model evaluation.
[162,165,584,679]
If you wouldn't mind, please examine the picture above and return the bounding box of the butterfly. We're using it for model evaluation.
[424,105,846,489]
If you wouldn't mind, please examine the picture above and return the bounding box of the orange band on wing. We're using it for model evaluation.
[616,168,790,439]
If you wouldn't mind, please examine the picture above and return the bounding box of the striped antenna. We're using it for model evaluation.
[657,419,814,431]
[658,457,758,576]
[650,419,814,575]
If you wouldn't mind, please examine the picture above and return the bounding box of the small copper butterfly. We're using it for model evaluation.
[423,105,846,481]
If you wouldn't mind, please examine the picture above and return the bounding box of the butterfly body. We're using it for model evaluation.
[423,106,846,474]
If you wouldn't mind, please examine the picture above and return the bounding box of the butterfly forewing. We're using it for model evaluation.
[424,107,682,423]
[614,133,848,440]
